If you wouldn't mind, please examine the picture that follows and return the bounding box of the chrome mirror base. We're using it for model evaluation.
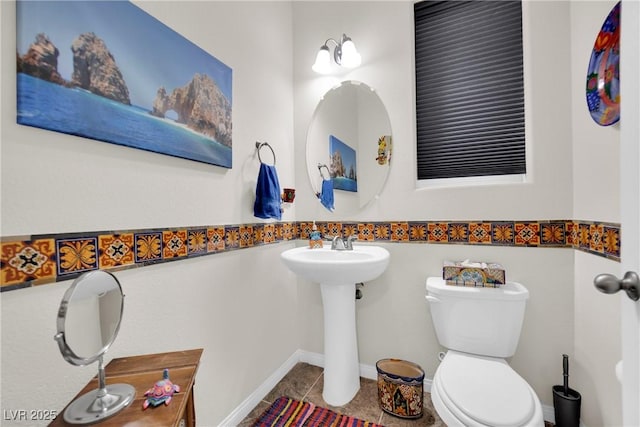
[63,384,136,424]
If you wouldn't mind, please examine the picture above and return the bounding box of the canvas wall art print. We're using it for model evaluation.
[329,135,357,192]
[16,1,233,168]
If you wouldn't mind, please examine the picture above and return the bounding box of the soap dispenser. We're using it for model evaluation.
[309,222,323,249]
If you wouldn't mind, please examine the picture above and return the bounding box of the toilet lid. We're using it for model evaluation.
[439,352,535,427]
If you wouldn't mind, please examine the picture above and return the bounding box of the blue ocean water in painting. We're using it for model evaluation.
[17,73,232,168]
[332,176,358,192]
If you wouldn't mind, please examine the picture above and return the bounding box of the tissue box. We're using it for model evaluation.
[443,260,505,287]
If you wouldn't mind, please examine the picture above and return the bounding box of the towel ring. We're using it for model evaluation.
[256,141,276,165]
[317,163,330,180]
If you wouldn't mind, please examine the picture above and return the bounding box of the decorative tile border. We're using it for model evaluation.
[298,220,620,261]
[0,223,299,292]
[0,219,619,292]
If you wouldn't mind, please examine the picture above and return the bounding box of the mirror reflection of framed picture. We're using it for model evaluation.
[16,1,233,168]
[329,135,357,192]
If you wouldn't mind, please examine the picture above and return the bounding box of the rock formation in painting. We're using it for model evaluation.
[19,33,66,85]
[70,32,131,105]
[331,151,346,178]
[18,32,131,106]
[151,74,232,148]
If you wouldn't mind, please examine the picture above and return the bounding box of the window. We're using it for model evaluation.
[414,1,526,181]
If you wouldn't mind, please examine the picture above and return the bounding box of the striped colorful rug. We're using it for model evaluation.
[253,396,383,427]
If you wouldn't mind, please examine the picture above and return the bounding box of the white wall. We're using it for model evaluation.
[293,2,573,223]
[293,2,619,425]
[570,2,622,426]
[1,2,297,426]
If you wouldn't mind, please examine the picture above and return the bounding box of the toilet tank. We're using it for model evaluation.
[426,277,529,358]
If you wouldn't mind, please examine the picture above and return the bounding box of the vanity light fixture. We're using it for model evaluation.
[312,34,361,74]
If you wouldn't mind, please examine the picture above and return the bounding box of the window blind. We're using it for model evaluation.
[415,0,526,180]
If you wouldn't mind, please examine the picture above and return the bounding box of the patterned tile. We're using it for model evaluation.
[1,239,56,287]
[409,222,428,241]
[603,225,621,258]
[469,222,491,244]
[566,221,578,247]
[298,222,313,240]
[448,223,469,243]
[491,222,515,245]
[225,226,240,250]
[514,222,541,246]
[239,225,254,248]
[263,224,276,244]
[374,223,391,240]
[391,222,409,242]
[252,225,264,246]
[343,223,358,238]
[135,232,162,263]
[326,222,343,238]
[56,237,98,276]
[162,230,187,259]
[540,222,566,246]
[589,223,604,253]
[357,223,376,241]
[99,233,134,268]
[427,223,449,243]
[207,227,226,252]
[578,222,590,250]
[273,222,284,242]
[281,223,296,241]
[187,229,208,256]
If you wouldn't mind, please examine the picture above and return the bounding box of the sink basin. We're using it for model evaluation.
[280,245,390,284]
[281,244,390,406]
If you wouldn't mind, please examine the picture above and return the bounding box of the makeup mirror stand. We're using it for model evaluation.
[54,270,135,424]
[62,355,135,423]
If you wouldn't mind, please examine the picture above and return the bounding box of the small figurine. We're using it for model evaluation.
[376,135,391,165]
[143,368,180,409]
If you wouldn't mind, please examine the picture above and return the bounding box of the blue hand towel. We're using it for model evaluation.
[320,179,334,211]
[254,163,282,220]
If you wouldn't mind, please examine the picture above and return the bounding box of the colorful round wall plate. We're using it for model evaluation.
[586,1,620,126]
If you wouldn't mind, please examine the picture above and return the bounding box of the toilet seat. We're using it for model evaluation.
[433,351,539,427]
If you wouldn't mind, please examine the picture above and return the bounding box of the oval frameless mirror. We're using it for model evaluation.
[306,80,392,215]
[54,270,135,424]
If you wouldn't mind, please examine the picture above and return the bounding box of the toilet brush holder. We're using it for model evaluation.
[553,354,581,427]
[552,385,581,427]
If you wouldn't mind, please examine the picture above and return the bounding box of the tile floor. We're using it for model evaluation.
[238,362,446,427]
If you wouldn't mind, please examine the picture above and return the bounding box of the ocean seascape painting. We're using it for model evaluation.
[16,1,233,168]
[329,135,357,192]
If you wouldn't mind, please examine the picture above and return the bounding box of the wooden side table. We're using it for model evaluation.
[50,348,203,427]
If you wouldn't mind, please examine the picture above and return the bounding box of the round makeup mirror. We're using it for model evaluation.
[54,270,135,424]
[306,80,392,215]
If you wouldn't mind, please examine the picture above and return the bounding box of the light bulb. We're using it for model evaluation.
[340,39,361,68]
[312,45,331,74]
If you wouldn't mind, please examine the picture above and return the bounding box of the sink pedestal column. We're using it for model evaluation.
[320,282,360,406]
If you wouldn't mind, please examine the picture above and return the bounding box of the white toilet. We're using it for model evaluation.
[425,277,544,427]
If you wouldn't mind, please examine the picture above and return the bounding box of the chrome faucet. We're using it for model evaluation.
[331,235,357,250]
[331,235,346,250]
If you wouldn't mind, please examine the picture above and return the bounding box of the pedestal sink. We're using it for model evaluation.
[280,245,390,406]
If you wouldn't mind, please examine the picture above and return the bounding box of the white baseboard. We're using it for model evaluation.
[219,349,555,426]
[217,350,304,427]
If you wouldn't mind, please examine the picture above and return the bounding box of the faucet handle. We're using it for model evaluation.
[331,235,346,250]
[345,235,357,250]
